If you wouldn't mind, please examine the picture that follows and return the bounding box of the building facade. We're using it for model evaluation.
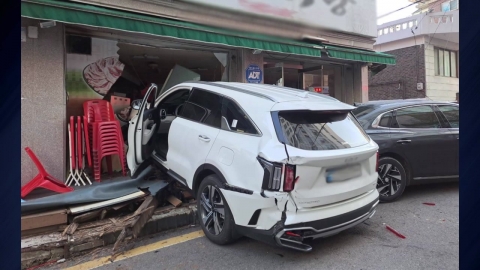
[370,0,459,102]
[21,0,395,185]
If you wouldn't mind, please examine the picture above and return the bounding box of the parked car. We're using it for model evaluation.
[127,82,380,251]
[352,99,459,202]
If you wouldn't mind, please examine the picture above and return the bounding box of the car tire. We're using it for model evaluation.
[377,157,407,202]
[197,174,238,245]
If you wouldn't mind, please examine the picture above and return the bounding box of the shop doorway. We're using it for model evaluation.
[263,59,339,98]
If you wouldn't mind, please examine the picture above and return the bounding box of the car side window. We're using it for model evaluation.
[221,98,258,135]
[179,88,222,128]
[437,105,459,128]
[378,112,393,127]
[392,105,441,129]
[157,89,190,115]
[179,102,207,122]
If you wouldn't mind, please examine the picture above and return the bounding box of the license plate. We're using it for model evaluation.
[326,164,361,183]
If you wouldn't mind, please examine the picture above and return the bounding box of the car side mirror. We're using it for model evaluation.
[160,109,167,120]
[131,99,142,110]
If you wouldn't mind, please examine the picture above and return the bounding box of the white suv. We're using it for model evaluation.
[127,82,379,251]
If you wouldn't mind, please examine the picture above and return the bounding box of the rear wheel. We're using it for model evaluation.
[197,175,238,245]
[377,157,407,202]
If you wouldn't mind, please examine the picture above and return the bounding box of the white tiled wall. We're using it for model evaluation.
[424,44,459,101]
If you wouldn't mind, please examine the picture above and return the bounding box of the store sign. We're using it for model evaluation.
[245,64,263,83]
[179,0,377,37]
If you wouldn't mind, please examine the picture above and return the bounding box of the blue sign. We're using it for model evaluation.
[245,64,263,84]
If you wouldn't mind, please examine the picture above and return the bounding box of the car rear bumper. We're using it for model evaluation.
[235,195,379,252]
[275,198,378,251]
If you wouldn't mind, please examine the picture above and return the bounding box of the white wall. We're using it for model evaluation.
[424,43,459,101]
[21,18,66,186]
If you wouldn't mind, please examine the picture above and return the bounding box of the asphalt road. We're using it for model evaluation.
[54,182,459,270]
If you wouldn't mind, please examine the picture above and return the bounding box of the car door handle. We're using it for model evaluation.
[396,139,411,144]
[198,135,210,142]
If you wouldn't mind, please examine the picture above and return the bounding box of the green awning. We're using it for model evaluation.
[325,45,397,65]
[21,0,322,57]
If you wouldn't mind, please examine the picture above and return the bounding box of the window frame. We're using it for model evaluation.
[175,87,262,136]
[434,47,458,78]
[435,104,459,129]
[371,111,394,129]
[220,97,262,136]
[177,88,223,128]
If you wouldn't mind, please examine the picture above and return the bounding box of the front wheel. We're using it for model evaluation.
[197,175,238,245]
[377,157,407,202]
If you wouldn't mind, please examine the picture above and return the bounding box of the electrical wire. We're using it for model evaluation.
[426,9,450,47]
[409,1,453,97]
[377,0,423,19]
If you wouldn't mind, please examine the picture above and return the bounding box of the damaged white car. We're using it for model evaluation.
[127,82,380,251]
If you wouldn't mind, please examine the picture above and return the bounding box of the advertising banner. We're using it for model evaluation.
[66,37,124,118]
[180,0,377,37]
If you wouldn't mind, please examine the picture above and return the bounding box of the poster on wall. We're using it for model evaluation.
[66,37,125,118]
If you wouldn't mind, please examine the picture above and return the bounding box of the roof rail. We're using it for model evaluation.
[191,81,276,102]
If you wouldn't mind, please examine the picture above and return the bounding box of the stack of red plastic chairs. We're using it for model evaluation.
[83,100,126,182]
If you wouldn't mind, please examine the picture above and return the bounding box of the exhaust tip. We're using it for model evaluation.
[278,238,313,252]
[276,231,312,252]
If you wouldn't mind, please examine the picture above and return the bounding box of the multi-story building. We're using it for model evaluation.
[369,0,459,102]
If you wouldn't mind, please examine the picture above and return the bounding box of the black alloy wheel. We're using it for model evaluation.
[377,157,407,202]
[197,175,239,245]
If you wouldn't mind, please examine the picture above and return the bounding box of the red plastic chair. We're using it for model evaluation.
[91,121,126,181]
[83,100,126,182]
[21,147,73,198]
[83,116,92,167]
[83,100,115,124]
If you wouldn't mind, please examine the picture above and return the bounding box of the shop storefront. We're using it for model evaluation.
[21,0,396,186]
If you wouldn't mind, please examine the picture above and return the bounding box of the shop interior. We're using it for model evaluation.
[64,34,230,185]
[43,31,355,190]
[263,57,345,98]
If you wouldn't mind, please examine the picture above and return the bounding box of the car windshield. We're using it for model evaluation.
[274,110,370,151]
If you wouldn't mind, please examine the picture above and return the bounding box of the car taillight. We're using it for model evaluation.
[257,157,298,192]
[376,152,379,172]
[283,164,296,192]
[257,157,283,191]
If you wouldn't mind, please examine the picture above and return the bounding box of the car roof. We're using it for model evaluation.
[179,81,342,104]
[353,98,458,124]
[355,99,457,110]
[355,98,454,106]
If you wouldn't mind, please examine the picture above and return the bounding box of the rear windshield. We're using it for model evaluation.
[273,110,370,151]
[352,105,376,118]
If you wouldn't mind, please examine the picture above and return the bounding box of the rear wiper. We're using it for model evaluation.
[311,123,328,149]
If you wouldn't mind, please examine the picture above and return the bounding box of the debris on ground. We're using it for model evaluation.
[21,168,200,269]
[385,224,406,239]
[422,202,436,206]
[167,195,183,207]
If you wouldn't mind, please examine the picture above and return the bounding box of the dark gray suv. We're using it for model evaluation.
[353,99,459,202]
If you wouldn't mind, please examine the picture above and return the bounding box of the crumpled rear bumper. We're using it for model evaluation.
[275,198,378,251]
[235,196,379,252]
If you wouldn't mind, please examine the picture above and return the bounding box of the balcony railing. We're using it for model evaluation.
[375,9,458,44]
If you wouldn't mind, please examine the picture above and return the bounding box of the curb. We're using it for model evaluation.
[21,205,198,269]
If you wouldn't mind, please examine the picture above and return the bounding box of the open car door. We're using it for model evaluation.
[127,83,159,176]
